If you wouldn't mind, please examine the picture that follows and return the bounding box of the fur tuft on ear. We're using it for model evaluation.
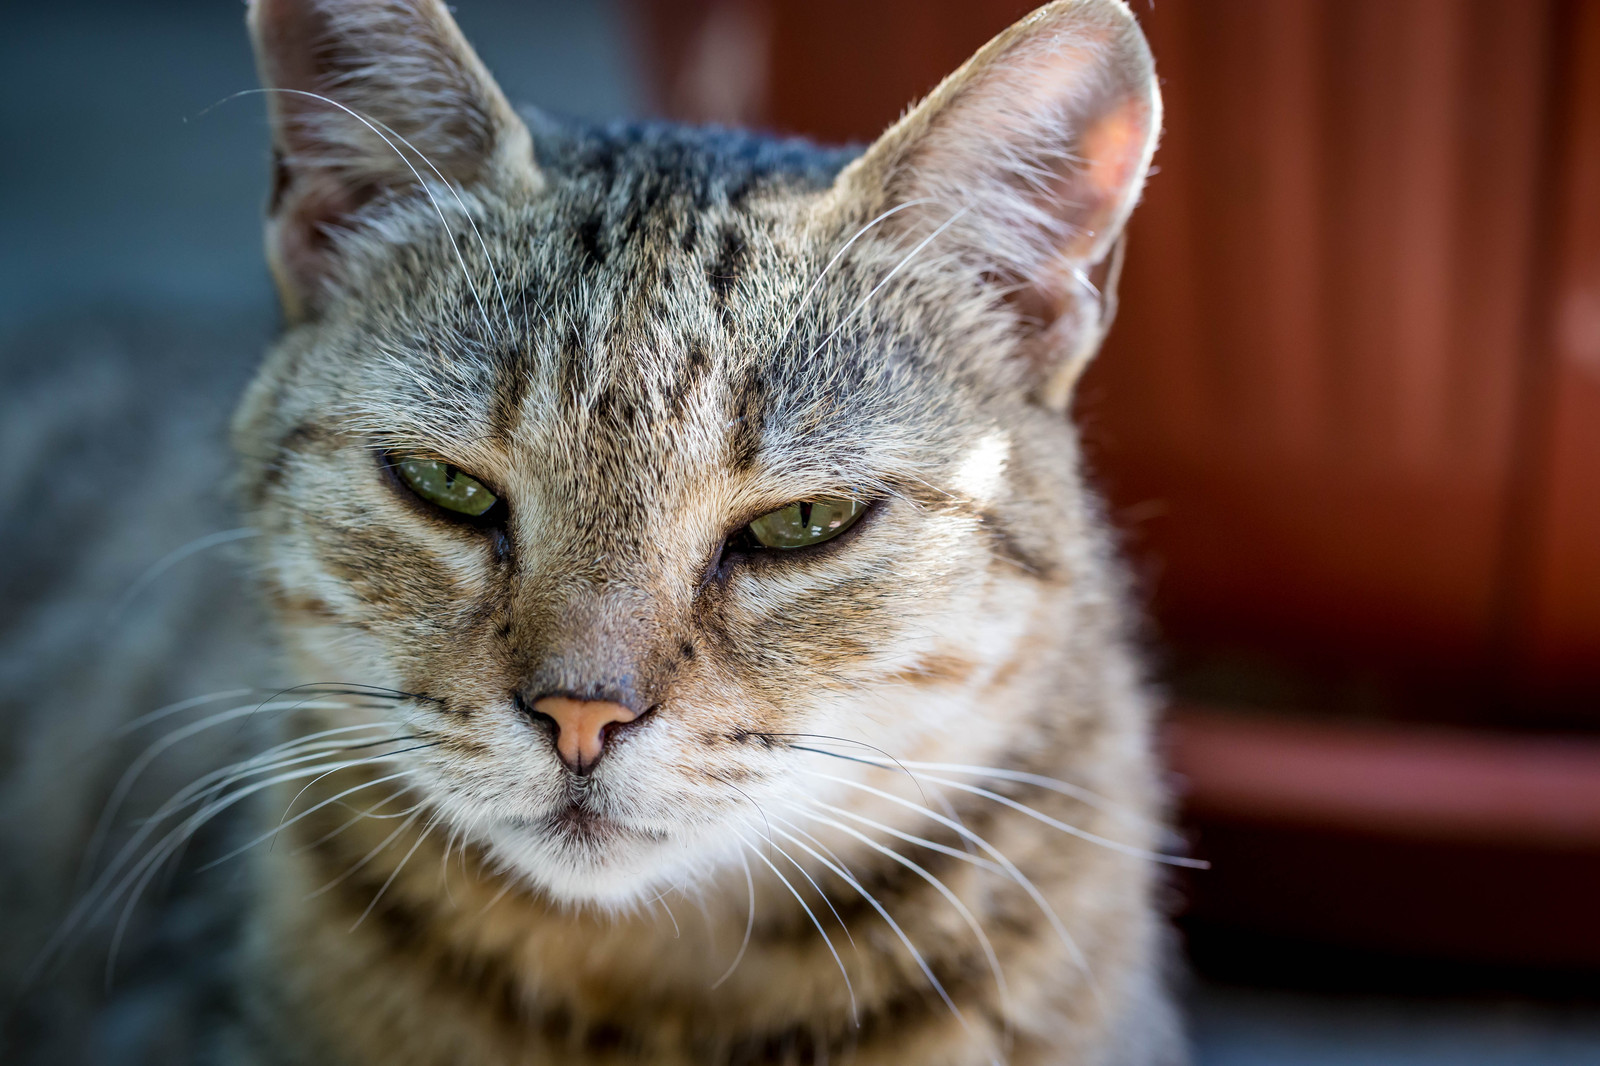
[248,0,539,318]
[832,0,1160,408]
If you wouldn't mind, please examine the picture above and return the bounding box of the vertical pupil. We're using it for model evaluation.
[443,464,459,489]
[798,501,812,529]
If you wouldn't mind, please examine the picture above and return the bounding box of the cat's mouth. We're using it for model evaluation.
[529,796,667,849]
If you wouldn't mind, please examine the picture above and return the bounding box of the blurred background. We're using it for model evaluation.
[2,1,1598,1063]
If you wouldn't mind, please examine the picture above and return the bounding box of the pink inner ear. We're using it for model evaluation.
[993,90,1156,329]
[891,17,1157,285]
[1069,96,1155,256]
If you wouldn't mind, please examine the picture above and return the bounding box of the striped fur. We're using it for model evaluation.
[230,2,1181,1063]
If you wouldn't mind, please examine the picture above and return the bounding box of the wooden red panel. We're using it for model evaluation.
[1514,0,1600,711]
[1082,0,1556,708]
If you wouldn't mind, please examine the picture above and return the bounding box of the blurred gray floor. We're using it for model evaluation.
[2,3,1597,1064]
[1192,983,1600,1066]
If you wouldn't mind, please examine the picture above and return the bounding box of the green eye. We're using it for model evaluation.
[393,457,500,518]
[746,498,867,550]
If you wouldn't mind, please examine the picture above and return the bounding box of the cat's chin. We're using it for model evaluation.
[478,811,710,910]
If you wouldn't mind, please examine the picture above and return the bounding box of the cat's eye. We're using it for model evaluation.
[745,498,867,550]
[391,457,500,518]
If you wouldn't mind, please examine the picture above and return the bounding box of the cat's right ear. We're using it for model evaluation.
[248,0,540,320]
[825,0,1159,409]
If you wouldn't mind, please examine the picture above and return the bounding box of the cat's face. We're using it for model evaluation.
[237,0,1158,907]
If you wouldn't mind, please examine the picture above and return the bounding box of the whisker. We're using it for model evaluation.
[734,830,858,1026]
[208,88,500,339]
[797,797,1006,879]
[646,887,682,940]
[439,825,461,905]
[806,206,970,360]
[97,729,410,896]
[86,701,385,875]
[200,769,415,871]
[813,752,1150,826]
[475,876,517,917]
[789,743,1198,866]
[106,528,260,629]
[755,817,966,1032]
[756,733,932,808]
[41,749,430,981]
[276,738,434,821]
[768,830,856,948]
[776,805,1010,1023]
[269,681,434,704]
[710,849,757,990]
[800,770,1095,995]
[771,198,934,354]
[135,728,416,842]
[725,780,775,860]
[350,810,440,931]
[915,774,1206,869]
[157,728,414,882]
[110,688,258,741]
[305,809,423,900]
[296,786,418,854]
[75,751,416,985]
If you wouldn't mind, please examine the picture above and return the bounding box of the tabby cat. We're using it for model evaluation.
[223,0,1180,1062]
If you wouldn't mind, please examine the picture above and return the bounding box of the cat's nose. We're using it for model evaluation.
[527,695,640,775]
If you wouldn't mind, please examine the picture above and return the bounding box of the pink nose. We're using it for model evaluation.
[531,696,639,774]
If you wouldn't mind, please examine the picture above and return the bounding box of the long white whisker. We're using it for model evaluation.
[805,797,1006,878]
[475,876,516,917]
[777,805,1010,1024]
[830,754,1151,826]
[306,809,423,900]
[351,810,440,931]
[218,88,498,339]
[155,729,416,883]
[54,753,410,984]
[755,812,967,1031]
[275,734,430,821]
[766,827,856,948]
[806,206,970,360]
[107,528,260,628]
[51,745,419,960]
[801,771,1095,995]
[772,198,933,353]
[439,825,461,905]
[297,787,418,853]
[915,774,1205,869]
[86,701,382,875]
[645,887,682,939]
[92,731,413,912]
[111,688,258,741]
[200,770,415,871]
[710,849,757,990]
[733,830,858,1026]
[137,729,414,843]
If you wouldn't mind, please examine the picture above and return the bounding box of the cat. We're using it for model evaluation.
[156,0,1179,1061]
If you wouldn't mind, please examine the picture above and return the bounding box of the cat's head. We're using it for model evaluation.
[235,0,1159,907]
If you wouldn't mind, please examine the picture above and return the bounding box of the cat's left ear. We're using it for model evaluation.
[248,0,541,319]
[831,0,1160,408]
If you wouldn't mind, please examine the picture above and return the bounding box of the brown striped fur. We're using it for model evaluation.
[230,2,1181,1063]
